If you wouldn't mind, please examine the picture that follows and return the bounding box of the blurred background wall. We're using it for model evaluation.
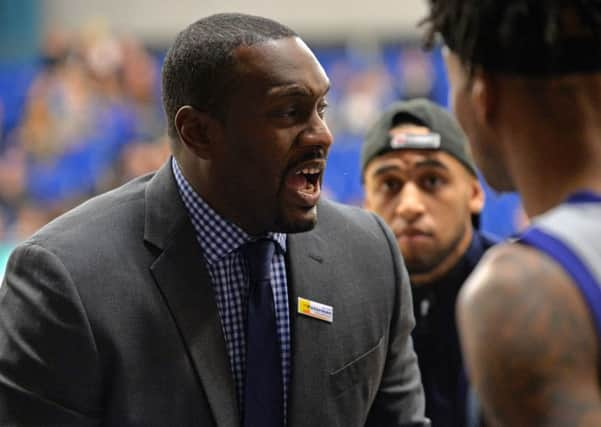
[0,0,523,278]
[43,0,429,43]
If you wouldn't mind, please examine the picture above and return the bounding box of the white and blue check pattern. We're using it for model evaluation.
[172,158,291,421]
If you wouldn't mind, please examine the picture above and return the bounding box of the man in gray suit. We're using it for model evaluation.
[0,13,428,427]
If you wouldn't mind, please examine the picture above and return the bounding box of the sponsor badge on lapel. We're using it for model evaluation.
[297,297,333,323]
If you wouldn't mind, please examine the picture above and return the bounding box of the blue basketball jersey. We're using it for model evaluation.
[517,191,601,340]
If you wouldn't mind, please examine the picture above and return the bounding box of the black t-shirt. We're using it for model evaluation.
[411,231,496,427]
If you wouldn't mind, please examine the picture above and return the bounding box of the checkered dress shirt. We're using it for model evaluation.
[172,158,291,421]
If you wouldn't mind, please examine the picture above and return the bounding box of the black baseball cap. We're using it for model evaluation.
[360,98,477,177]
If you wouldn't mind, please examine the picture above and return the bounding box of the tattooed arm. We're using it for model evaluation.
[457,243,601,427]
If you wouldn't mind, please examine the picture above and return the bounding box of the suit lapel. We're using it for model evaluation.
[286,228,336,427]
[145,161,239,427]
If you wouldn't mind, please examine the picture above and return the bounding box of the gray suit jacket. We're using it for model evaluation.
[0,161,428,426]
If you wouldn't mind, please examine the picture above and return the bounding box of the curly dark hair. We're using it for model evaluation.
[421,0,601,75]
[161,13,298,138]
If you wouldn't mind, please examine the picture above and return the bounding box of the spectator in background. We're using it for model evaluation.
[423,0,601,425]
[361,99,496,426]
[98,136,170,191]
[0,20,166,243]
[119,36,165,139]
[0,146,26,221]
[0,13,428,426]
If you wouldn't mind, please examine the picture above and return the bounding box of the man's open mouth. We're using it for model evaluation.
[284,160,325,205]
[293,166,321,194]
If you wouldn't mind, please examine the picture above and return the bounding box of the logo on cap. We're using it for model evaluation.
[390,133,441,150]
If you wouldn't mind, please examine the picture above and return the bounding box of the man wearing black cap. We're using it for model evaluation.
[361,98,496,427]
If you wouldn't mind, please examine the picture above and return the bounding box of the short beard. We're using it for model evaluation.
[406,221,467,276]
[273,208,318,234]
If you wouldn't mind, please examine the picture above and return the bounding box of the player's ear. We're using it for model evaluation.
[174,106,224,160]
[468,176,485,215]
[470,69,498,127]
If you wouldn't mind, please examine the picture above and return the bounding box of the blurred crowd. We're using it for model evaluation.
[0,22,170,251]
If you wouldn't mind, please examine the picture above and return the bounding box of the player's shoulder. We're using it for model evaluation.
[457,237,601,426]
[458,240,588,329]
[459,243,574,314]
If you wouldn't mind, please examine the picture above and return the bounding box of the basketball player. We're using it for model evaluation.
[423,1,601,425]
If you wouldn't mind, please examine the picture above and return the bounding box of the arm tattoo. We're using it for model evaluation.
[458,243,601,426]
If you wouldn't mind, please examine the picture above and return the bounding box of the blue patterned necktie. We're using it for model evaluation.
[242,239,283,427]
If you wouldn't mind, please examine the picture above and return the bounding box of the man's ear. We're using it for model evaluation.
[174,106,223,159]
[470,70,497,127]
[468,177,485,215]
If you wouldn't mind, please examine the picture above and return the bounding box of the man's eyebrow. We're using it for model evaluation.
[268,83,331,97]
[371,164,402,178]
[370,157,449,179]
[414,158,449,171]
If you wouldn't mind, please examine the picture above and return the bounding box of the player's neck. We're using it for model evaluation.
[511,132,601,218]
[500,75,601,217]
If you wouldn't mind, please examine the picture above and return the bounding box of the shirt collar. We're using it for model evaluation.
[171,157,287,264]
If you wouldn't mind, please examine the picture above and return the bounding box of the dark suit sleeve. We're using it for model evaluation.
[365,214,430,427]
[0,242,101,426]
